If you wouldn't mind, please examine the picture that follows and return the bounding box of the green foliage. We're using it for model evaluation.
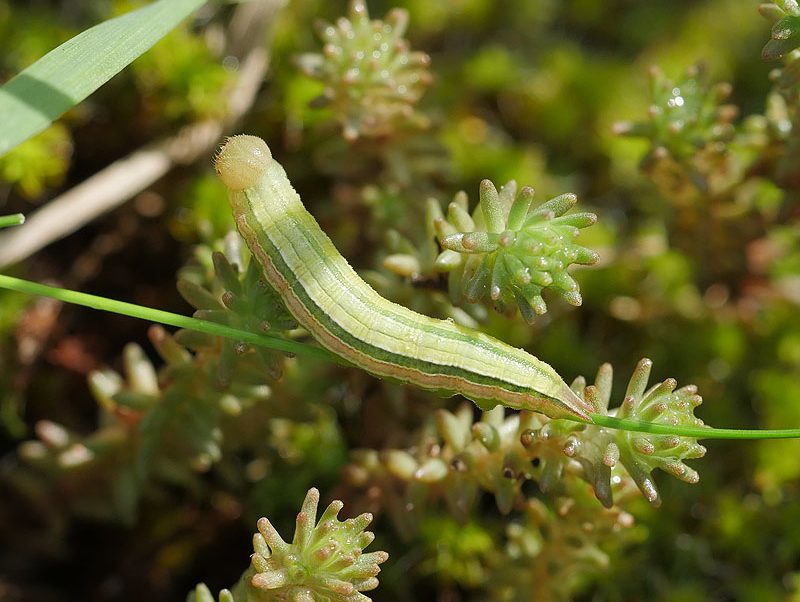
[0,6,75,75]
[381,178,599,323]
[177,243,297,383]
[296,0,431,141]
[13,240,303,522]
[429,180,598,321]
[179,173,237,242]
[558,359,707,507]
[616,64,736,161]
[758,2,800,188]
[191,488,388,602]
[488,487,636,602]
[125,5,230,121]
[761,1,800,60]
[0,0,205,155]
[346,359,704,522]
[0,124,72,198]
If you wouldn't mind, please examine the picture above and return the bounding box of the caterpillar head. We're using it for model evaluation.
[214,135,272,191]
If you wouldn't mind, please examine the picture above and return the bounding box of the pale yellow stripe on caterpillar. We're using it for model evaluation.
[241,152,526,384]
[251,158,541,390]
[215,134,593,421]
[232,204,549,414]
[253,163,551,398]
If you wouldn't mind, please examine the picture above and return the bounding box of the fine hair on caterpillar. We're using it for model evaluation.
[215,135,273,191]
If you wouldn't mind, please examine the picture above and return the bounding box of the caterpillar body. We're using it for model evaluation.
[215,135,593,421]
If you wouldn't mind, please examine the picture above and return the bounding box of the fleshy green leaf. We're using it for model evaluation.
[430,180,598,322]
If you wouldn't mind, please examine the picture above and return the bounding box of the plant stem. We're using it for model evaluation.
[0,273,799,440]
[0,273,333,361]
[586,414,800,440]
[0,214,25,229]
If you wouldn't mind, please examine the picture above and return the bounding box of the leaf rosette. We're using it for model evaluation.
[430,179,598,322]
[296,0,432,141]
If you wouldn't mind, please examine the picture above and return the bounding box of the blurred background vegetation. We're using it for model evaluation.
[1,0,799,600]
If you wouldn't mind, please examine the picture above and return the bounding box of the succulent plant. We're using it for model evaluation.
[760,1,800,60]
[612,64,747,204]
[491,489,635,602]
[190,488,389,602]
[346,359,706,519]
[613,65,737,167]
[429,180,599,322]
[759,2,800,188]
[0,123,71,198]
[296,0,432,141]
[13,240,297,522]
[537,359,708,507]
[604,358,708,503]
[176,238,297,384]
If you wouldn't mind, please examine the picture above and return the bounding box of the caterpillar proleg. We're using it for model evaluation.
[215,135,593,421]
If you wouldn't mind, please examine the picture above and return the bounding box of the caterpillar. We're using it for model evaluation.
[214,134,593,421]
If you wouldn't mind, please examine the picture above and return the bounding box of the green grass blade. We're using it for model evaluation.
[587,414,800,440]
[0,273,334,362]
[0,0,206,156]
[0,214,25,229]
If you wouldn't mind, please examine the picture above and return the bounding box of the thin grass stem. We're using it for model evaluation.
[0,214,25,229]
